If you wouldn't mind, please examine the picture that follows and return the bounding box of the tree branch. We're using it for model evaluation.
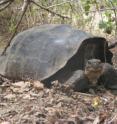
[0,1,13,12]
[2,0,30,55]
[47,1,71,8]
[30,0,70,19]
[86,7,117,13]
[0,0,10,5]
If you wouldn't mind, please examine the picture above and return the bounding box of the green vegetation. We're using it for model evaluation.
[0,0,117,43]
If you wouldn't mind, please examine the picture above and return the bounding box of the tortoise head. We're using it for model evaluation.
[84,59,103,86]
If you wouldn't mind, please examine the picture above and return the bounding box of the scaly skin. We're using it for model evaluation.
[84,59,103,86]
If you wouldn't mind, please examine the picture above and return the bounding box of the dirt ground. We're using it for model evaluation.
[0,45,117,124]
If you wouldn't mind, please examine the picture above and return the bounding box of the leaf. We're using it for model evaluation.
[33,81,44,90]
[84,5,90,12]
[92,97,101,108]
[84,4,90,15]
[104,27,112,34]
[1,121,11,124]
[92,0,97,4]
[99,21,107,29]
[86,0,91,4]
[109,0,117,4]
[93,116,100,124]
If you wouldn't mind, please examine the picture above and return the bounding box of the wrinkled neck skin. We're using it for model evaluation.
[84,67,103,86]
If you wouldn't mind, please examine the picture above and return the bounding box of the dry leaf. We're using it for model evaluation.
[0,122,11,124]
[93,116,100,124]
[92,97,101,108]
[23,94,31,99]
[33,81,44,90]
[4,94,16,100]
[11,81,30,93]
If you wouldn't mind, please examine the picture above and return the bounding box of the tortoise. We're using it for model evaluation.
[0,24,116,91]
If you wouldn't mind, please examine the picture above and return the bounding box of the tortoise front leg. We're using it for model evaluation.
[99,63,117,90]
